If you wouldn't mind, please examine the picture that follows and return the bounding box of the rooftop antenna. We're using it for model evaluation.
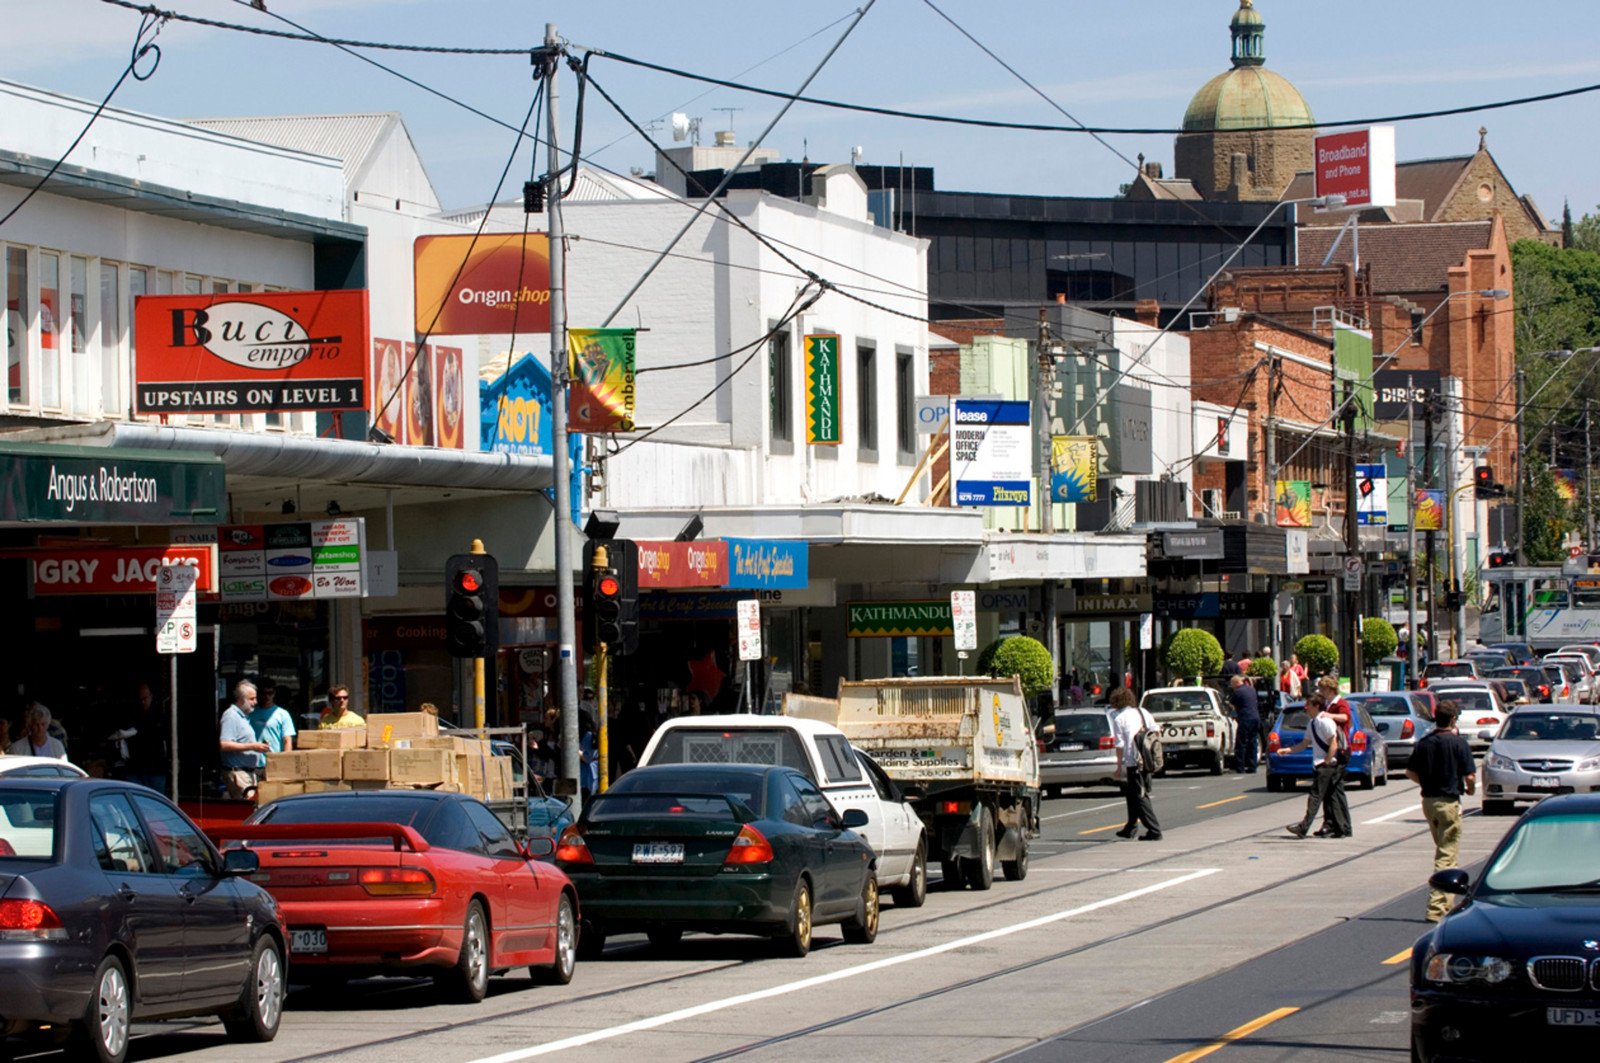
[713,107,742,138]
[670,112,701,146]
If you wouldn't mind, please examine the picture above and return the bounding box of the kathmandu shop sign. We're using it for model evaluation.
[848,601,954,638]
[31,544,218,595]
[133,290,370,414]
[1,442,223,524]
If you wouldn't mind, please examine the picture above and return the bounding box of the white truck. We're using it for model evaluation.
[1138,686,1238,775]
[825,677,1040,892]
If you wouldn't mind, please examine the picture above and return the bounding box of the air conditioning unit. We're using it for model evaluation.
[1223,510,1242,521]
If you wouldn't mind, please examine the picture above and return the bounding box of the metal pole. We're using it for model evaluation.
[1424,396,1439,664]
[1265,350,1278,663]
[1036,309,1060,713]
[1588,398,1595,550]
[596,643,609,792]
[1515,368,1526,564]
[169,654,179,802]
[1406,376,1418,688]
[1344,380,1364,690]
[471,538,488,730]
[543,25,582,817]
[1446,380,1466,654]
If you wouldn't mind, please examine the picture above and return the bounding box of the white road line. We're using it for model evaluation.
[465,868,1221,1063]
[1363,805,1420,825]
[1043,800,1124,821]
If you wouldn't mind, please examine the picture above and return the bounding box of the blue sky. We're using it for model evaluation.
[11,0,1600,223]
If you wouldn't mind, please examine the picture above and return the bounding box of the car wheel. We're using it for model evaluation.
[441,901,490,1003]
[1210,751,1224,776]
[842,875,880,944]
[531,894,576,985]
[1357,772,1374,791]
[221,935,285,1042]
[646,928,683,951]
[1002,829,1029,881]
[577,919,607,960]
[890,838,927,908]
[71,955,130,1063]
[939,858,964,890]
[1482,800,1516,816]
[1265,775,1282,793]
[774,879,813,958]
[959,806,996,891]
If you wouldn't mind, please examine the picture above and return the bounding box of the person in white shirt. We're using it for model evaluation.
[1110,688,1162,840]
[8,703,68,760]
[1274,693,1351,838]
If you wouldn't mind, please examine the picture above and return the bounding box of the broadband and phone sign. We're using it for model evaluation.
[1314,126,1397,209]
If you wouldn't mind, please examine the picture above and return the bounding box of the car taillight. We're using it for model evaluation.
[940,800,970,815]
[724,825,775,865]
[1350,730,1368,752]
[1206,721,1216,738]
[1098,735,1116,750]
[1419,678,1428,688]
[1401,719,1415,739]
[1540,685,1550,697]
[0,839,13,857]
[1268,732,1280,752]
[0,899,66,940]
[1476,717,1499,726]
[358,867,436,896]
[555,826,593,865]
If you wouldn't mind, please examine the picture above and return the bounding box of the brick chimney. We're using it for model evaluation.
[1134,299,1160,327]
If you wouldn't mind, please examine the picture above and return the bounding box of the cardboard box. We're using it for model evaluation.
[297,729,368,750]
[490,756,514,801]
[456,752,489,797]
[341,749,391,782]
[302,779,351,793]
[266,749,344,781]
[388,749,454,787]
[367,712,439,747]
[405,735,470,754]
[254,780,305,804]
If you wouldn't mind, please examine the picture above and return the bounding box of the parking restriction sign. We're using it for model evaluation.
[155,563,198,654]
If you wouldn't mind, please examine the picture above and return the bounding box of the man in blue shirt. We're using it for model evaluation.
[219,680,269,799]
[1229,674,1262,773]
[248,678,297,755]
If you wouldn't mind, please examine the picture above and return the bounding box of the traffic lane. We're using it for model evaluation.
[1035,768,1303,850]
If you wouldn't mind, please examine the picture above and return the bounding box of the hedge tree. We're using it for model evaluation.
[1295,634,1339,677]
[1361,618,1399,663]
[1247,656,1278,680]
[985,635,1055,700]
[1166,628,1223,680]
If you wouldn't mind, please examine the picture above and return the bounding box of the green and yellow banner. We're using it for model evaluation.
[1275,480,1312,527]
[568,328,636,432]
[1051,435,1097,503]
[805,333,841,445]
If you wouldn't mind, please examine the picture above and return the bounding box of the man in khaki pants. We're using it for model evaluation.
[1405,700,1477,922]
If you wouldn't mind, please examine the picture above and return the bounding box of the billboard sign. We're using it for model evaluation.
[952,399,1031,507]
[1371,370,1441,421]
[31,543,218,596]
[1313,126,1397,209]
[804,334,841,445]
[412,233,551,336]
[1356,463,1388,526]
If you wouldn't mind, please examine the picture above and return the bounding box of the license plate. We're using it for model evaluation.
[1057,743,1085,752]
[632,842,685,864]
[1532,775,1562,789]
[290,929,327,954]
[1548,1007,1600,1026]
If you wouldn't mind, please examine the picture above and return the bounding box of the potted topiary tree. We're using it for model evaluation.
[1166,628,1223,684]
[1361,617,1399,685]
[1294,634,1339,682]
[1246,656,1278,681]
[985,635,1056,701]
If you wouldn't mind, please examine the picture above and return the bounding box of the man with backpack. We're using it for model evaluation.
[1274,693,1352,838]
[1110,687,1163,841]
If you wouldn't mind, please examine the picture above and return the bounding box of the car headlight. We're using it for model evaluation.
[1485,753,1517,772]
[1578,757,1600,772]
[1425,953,1516,985]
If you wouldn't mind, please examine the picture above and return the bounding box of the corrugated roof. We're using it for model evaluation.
[186,113,396,182]
[1298,221,1492,294]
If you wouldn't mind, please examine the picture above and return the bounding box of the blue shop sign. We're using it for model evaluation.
[480,352,583,524]
[725,538,808,590]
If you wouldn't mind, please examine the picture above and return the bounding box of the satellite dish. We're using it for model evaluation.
[671,113,691,143]
[851,145,864,162]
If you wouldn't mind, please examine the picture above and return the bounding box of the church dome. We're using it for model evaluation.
[1182,66,1314,132]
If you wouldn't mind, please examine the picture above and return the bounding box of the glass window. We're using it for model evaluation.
[1501,714,1599,742]
[100,263,120,414]
[1144,691,1217,715]
[70,256,89,412]
[0,788,58,861]
[1053,712,1112,742]
[183,275,202,296]
[155,270,174,295]
[211,279,229,295]
[791,775,837,829]
[89,793,153,873]
[856,751,896,802]
[463,800,521,859]
[857,343,877,451]
[769,330,792,444]
[1482,813,1600,892]
[39,252,60,407]
[647,726,813,779]
[129,793,213,877]
[895,350,915,456]
[257,794,434,830]
[6,247,28,404]
[1353,696,1412,717]
[421,799,481,853]
[816,735,863,784]
[606,767,769,816]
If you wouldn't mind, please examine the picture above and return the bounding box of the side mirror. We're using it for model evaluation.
[522,836,555,859]
[1428,868,1470,895]
[841,808,870,829]
[1478,729,1494,741]
[221,848,260,876]
[900,784,927,802]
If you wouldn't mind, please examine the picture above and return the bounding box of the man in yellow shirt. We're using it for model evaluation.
[318,684,365,729]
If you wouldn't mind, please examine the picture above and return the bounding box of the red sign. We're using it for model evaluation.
[133,290,370,414]
[31,544,219,596]
[413,234,551,336]
[1313,126,1396,209]
[636,540,729,589]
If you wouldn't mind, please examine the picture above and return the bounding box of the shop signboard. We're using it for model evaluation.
[568,328,637,432]
[725,538,808,590]
[952,399,1031,507]
[804,334,841,445]
[637,582,837,619]
[1065,592,1153,616]
[371,337,466,449]
[310,518,365,598]
[950,590,977,651]
[412,232,551,336]
[133,290,369,414]
[847,600,954,638]
[30,543,218,596]
[1162,529,1225,560]
[1313,126,1397,209]
[155,563,198,654]
[1153,592,1274,620]
[180,519,366,601]
[1356,463,1388,526]
[1372,370,1440,421]
[635,540,729,589]
[1,442,224,524]
[737,599,763,661]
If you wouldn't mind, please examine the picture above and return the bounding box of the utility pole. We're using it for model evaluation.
[1265,351,1278,664]
[1424,394,1439,664]
[1343,380,1364,690]
[1445,379,1466,655]
[1405,376,1418,688]
[1036,308,1060,713]
[542,25,582,816]
[1515,368,1526,564]
[1588,398,1595,549]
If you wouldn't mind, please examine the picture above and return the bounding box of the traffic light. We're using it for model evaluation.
[1488,550,1514,568]
[1474,465,1502,498]
[582,539,638,656]
[445,553,499,658]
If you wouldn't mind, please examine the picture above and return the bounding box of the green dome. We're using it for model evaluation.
[1231,0,1263,31]
[1182,65,1313,132]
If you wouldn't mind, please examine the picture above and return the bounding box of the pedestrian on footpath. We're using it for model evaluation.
[248,678,297,754]
[1275,694,1351,838]
[219,681,269,799]
[1228,675,1261,774]
[1312,676,1354,837]
[1110,688,1162,841]
[1405,699,1477,922]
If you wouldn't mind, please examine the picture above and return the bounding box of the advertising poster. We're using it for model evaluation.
[804,334,841,445]
[1414,489,1445,532]
[1051,435,1098,503]
[370,339,466,449]
[404,341,434,446]
[1356,462,1388,526]
[264,523,315,602]
[568,328,636,432]
[371,337,405,442]
[1555,469,1580,504]
[412,233,551,336]
[435,345,464,448]
[952,400,1031,507]
[133,290,370,415]
[1275,480,1313,528]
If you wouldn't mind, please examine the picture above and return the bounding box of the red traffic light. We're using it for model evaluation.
[597,574,620,597]
[455,569,482,593]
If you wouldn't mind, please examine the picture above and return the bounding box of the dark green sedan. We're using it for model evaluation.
[556,763,878,958]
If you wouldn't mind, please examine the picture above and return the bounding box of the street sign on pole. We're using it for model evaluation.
[1343,555,1363,592]
[950,590,977,651]
[155,563,198,655]
[736,599,762,662]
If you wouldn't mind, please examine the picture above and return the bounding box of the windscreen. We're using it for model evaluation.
[1143,691,1215,715]
[1482,813,1600,892]
[1500,714,1600,742]
[1437,690,1495,715]
[603,769,767,817]
[1353,696,1411,717]
[1428,663,1475,678]
[1053,713,1111,742]
[0,788,57,861]
[252,795,434,828]
[647,727,812,778]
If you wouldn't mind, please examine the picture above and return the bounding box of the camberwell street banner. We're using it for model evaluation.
[1051,435,1097,503]
[804,334,841,445]
[413,233,551,336]
[1275,480,1313,528]
[133,290,369,415]
[1413,489,1445,532]
[568,328,637,432]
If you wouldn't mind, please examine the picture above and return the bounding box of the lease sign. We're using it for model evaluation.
[133,290,370,414]
[31,544,219,595]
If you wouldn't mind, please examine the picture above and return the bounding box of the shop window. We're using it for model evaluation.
[39,251,60,408]
[100,263,120,416]
[6,247,28,405]
[183,275,202,295]
[857,341,877,453]
[895,349,915,459]
[70,256,90,414]
[769,329,792,446]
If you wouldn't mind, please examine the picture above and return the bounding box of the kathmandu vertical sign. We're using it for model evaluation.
[804,334,841,445]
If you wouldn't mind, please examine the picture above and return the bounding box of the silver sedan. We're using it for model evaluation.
[1481,704,1600,815]
[1039,707,1120,795]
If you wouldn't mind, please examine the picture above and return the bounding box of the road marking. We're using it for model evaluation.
[1079,823,1125,835]
[467,869,1222,1063]
[1043,800,1124,821]
[1197,795,1247,810]
[1364,806,1419,825]
[1382,948,1412,965]
[1370,1010,1408,1024]
[1163,1006,1300,1063]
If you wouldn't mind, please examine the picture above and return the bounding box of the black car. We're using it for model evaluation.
[1488,666,1555,703]
[0,779,284,1062]
[1411,793,1600,1060]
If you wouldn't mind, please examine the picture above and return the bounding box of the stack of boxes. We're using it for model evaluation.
[252,712,515,805]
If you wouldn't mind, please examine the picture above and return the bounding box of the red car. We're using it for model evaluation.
[213,789,576,1001]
